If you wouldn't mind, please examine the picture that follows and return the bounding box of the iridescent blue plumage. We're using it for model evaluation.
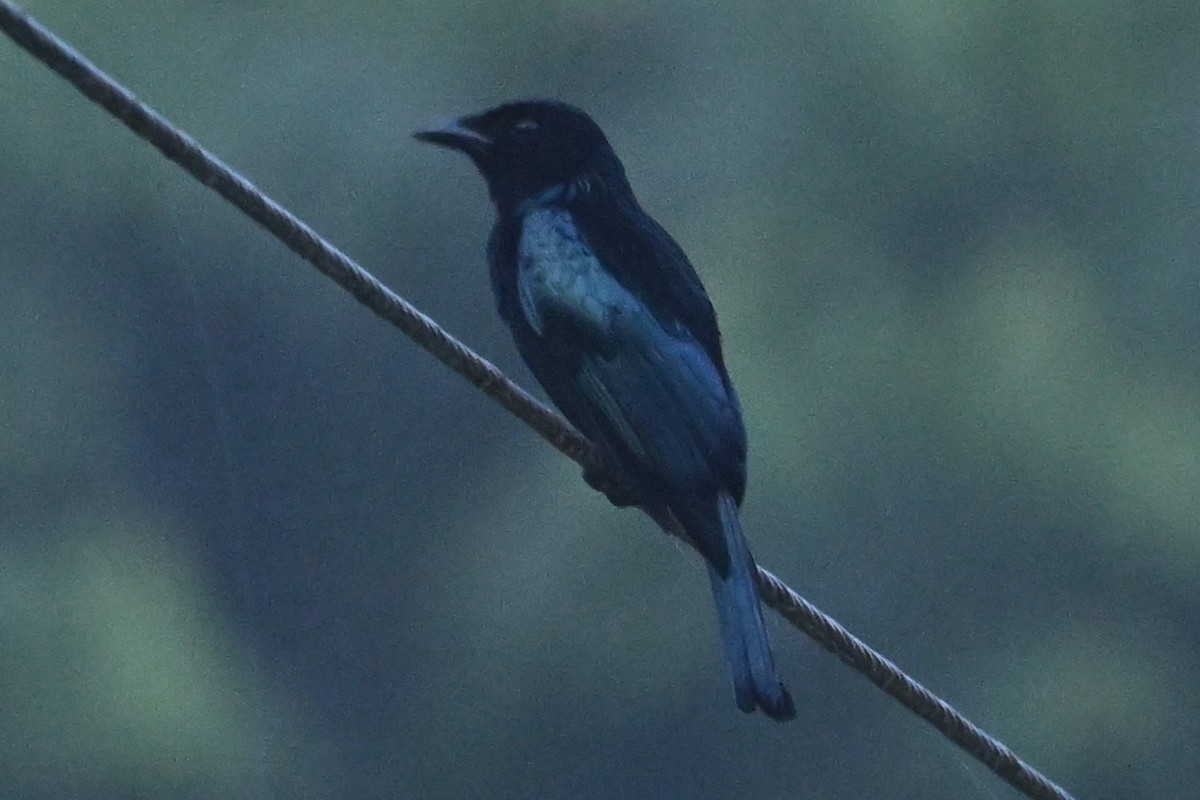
[417,101,794,720]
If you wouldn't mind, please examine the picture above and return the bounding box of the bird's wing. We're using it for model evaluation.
[516,207,745,515]
[569,192,727,375]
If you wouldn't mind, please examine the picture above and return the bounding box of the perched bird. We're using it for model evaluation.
[416,100,794,721]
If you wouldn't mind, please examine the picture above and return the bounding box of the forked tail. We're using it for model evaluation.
[705,493,795,721]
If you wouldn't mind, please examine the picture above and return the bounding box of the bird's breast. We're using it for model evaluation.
[516,207,637,342]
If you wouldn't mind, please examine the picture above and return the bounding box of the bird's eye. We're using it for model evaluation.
[512,118,539,139]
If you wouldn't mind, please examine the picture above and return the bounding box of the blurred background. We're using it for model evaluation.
[2,1,1197,798]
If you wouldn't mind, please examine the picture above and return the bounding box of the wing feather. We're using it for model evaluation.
[516,206,745,508]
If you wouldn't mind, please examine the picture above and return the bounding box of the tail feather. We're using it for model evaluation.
[704,494,795,721]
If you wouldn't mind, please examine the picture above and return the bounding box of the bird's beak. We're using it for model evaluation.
[413,117,491,154]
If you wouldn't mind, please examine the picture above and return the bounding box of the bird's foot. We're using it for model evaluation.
[582,463,641,508]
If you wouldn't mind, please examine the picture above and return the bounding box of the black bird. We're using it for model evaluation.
[416,100,794,721]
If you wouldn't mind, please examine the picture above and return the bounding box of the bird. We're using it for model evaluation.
[415,100,795,721]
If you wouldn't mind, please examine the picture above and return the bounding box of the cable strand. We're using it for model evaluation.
[0,5,1074,800]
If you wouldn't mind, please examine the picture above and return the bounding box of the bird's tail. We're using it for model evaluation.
[703,493,795,721]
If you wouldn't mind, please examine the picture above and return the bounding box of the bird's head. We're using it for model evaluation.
[415,100,627,213]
